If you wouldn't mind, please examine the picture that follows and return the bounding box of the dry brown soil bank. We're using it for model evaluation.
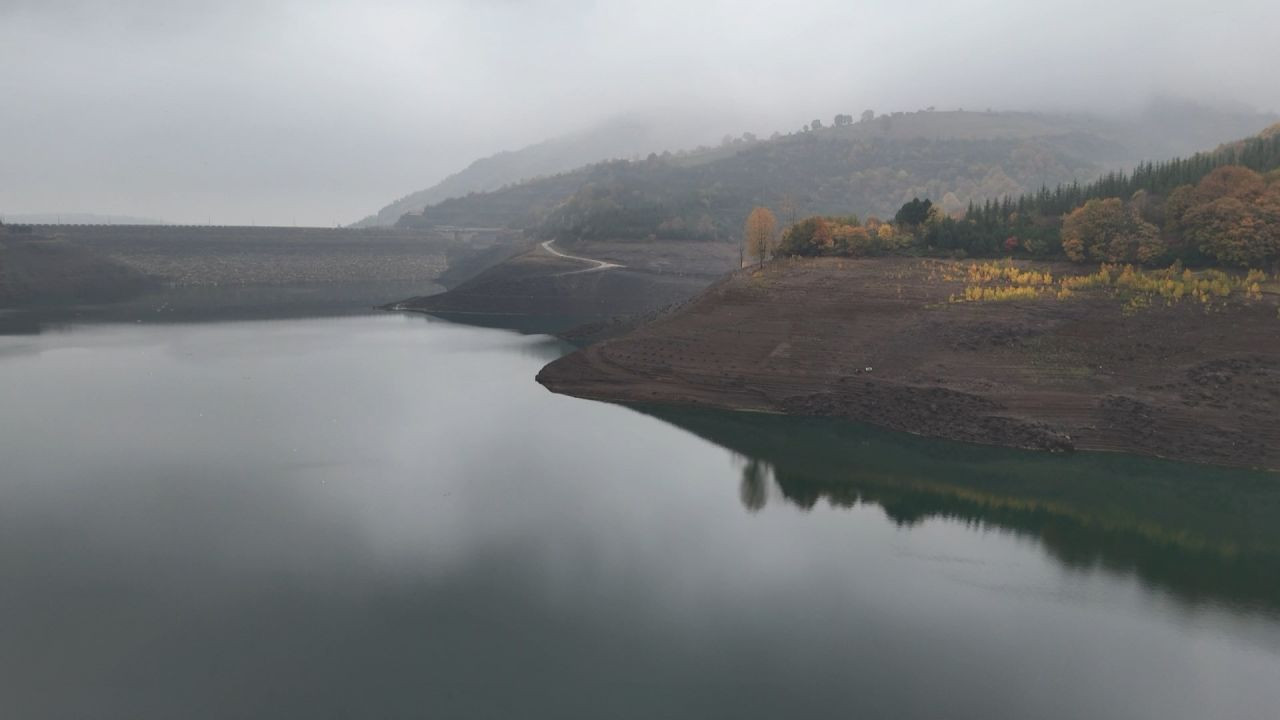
[538,257,1280,470]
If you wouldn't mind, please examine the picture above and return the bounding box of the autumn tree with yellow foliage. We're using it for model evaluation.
[775,214,909,257]
[743,207,778,267]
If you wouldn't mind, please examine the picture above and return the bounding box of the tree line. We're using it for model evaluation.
[756,125,1280,269]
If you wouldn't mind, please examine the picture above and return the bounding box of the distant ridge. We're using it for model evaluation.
[355,98,1274,229]
[351,116,678,227]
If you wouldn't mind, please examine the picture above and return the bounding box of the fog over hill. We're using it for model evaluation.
[358,99,1278,229]
[381,102,1276,242]
[350,115,701,228]
[3,1,1278,225]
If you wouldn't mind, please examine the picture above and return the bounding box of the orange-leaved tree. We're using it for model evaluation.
[1172,166,1280,267]
[1061,197,1163,263]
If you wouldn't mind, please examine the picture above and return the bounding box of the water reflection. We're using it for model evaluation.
[2,317,1278,719]
[639,405,1280,616]
[737,457,770,513]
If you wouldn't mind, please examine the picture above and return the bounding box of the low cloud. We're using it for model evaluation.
[3,0,1278,224]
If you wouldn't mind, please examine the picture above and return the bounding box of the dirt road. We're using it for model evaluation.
[541,240,624,274]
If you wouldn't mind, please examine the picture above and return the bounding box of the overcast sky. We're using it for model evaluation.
[3,0,1279,226]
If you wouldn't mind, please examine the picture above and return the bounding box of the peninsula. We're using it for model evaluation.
[538,256,1280,469]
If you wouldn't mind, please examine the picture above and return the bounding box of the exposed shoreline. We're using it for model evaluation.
[538,256,1280,471]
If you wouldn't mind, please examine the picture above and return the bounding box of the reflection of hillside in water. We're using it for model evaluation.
[638,405,1280,616]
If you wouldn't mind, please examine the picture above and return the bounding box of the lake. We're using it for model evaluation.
[1,311,1278,719]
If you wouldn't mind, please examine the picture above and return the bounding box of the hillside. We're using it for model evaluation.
[538,256,1280,470]
[395,108,1277,327]
[911,123,1280,265]
[395,111,1115,239]
[352,116,678,227]
[391,110,1128,324]
[396,237,736,332]
[391,103,1277,244]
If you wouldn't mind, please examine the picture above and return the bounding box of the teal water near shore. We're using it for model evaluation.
[1,312,1277,719]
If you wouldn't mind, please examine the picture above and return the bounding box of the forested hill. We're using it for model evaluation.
[351,117,674,227]
[392,105,1276,244]
[936,123,1280,267]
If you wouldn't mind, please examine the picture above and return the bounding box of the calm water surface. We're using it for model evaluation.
[1,313,1278,719]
